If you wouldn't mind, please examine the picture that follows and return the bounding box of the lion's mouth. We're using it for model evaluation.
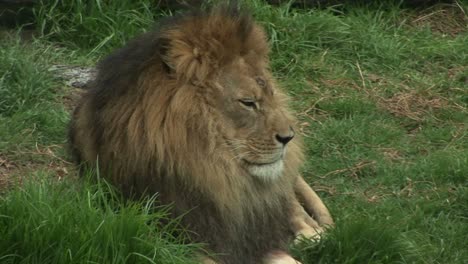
[242,159,284,180]
[242,159,281,166]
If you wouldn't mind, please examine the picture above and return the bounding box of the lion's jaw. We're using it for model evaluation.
[245,159,285,180]
[235,144,288,181]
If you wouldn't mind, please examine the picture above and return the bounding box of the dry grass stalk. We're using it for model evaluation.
[321,160,376,179]
[409,3,467,36]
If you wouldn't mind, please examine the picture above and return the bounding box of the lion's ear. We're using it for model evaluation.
[157,7,268,82]
[158,31,220,82]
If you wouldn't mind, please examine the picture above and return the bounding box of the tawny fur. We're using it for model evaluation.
[69,6,332,264]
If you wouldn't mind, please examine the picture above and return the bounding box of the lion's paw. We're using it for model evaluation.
[263,251,302,264]
[294,226,324,244]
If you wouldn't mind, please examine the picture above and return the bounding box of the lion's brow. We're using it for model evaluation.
[255,76,273,96]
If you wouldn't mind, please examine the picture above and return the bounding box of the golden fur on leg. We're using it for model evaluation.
[295,177,334,227]
[263,251,303,264]
[200,256,218,264]
[290,196,324,243]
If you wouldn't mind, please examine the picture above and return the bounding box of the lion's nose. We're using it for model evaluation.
[275,127,294,145]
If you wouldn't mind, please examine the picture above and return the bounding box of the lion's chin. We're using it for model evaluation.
[246,160,284,181]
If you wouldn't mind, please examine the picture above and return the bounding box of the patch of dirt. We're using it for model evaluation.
[304,72,466,127]
[354,70,467,123]
[13,145,72,178]
[408,3,467,36]
[447,65,468,85]
[377,91,448,121]
[0,155,18,190]
[0,146,73,192]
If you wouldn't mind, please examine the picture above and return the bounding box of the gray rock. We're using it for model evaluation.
[48,65,96,89]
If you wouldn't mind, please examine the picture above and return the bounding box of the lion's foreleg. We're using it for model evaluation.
[290,196,324,242]
[199,252,302,264]
[263,250,302,264]
[198,255,218,264]
[295,176,334,227]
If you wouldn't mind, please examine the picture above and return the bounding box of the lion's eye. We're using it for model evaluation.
[255,77,266,88]
[239,99,258,110]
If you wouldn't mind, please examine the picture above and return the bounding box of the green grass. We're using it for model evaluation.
[0,38,69,157]
[1,0,467,263]
[34,0,163,54]
[0,173,199,264]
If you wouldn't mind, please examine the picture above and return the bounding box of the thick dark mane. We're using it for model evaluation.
[92,5,255,107]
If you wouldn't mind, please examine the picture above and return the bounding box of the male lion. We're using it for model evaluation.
[69,6,332,264]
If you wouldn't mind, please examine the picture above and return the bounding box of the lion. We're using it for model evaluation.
[69,5,332,264]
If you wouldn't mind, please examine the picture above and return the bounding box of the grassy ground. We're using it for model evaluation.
[1,1,467,263]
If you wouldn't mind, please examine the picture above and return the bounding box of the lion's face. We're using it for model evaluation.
[213,57,295,180]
